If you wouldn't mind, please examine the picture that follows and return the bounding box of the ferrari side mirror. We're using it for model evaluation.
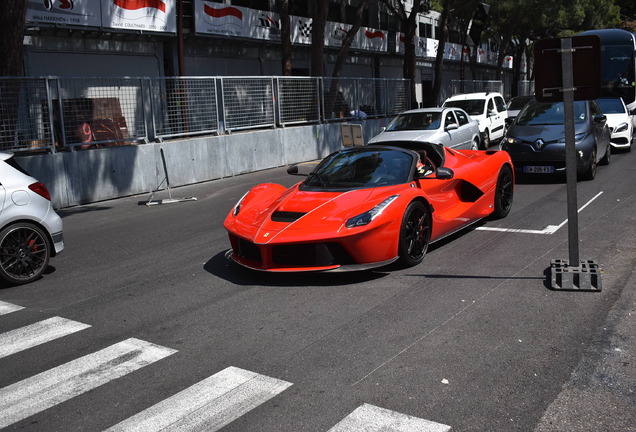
[436,167,454,179]
[287,165,299,175]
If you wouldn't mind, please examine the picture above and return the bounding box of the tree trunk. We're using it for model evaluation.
[278,0,292,76]
[432,0,451,106]
[0,0,28,77]
[311,0,328,77]
[0,0,28,149]
[403,16,418,108]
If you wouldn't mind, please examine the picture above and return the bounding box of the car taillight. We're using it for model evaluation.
[29,182,51,201]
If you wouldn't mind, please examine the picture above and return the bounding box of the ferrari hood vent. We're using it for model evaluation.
[271,211,306,222]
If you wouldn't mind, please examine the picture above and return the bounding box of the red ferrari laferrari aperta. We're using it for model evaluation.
[224,141,514,272]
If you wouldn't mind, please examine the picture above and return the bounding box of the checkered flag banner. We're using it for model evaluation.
[298,20,312,38]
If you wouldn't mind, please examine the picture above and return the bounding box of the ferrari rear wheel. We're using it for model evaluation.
[492,165,514,219]
[398,201,431,267]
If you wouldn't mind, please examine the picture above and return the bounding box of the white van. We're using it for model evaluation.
[442,92,508,149]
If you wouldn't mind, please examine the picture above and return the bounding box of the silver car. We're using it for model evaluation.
[368,107,482,150]
[0,152,64,285]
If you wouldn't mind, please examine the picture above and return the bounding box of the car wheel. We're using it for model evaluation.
[398,201,431,267]
[481,131,490,150]
[580,147,597,181]
[600,144,611,165]
[0,223,51,285]
[492,165,514,219]
[470,137,480,151]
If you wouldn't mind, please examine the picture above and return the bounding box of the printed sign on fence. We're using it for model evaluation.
[102,0,176,33]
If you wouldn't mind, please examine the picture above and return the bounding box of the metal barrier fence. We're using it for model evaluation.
[517,80,535,96]
[151,77,220,140]
[451,80,504,96]
[0,76,410,153]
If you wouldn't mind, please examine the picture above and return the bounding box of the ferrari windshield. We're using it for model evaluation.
[386,112,442,131]
[302,148,414,190]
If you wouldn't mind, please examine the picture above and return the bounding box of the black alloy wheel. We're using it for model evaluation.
[398,201,431,267]
[600,144,611,165]
[0,223,51,285]
[492,165,514,219]
[481,131,491,149]
[581,147,597,181]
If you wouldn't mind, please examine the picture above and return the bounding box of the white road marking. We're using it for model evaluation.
[104,366,292,432]
[0,300,24,316]
[0,338,177,429]
[0,316,91,359]
[328,403,452,432]
[477,191,604,235]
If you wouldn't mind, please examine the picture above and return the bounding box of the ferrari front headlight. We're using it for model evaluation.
[232,191,250,216]
[346,195,399,228]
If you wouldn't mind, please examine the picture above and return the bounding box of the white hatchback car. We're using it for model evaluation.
[596,97,633,151]
[442,92,508,149]
[0,152,64,285]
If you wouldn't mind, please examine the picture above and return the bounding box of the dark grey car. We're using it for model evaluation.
[501,99,611,180]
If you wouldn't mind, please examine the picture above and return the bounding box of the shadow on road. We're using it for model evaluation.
[204,250,389,287]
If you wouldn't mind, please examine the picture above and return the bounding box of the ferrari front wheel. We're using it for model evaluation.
[398,201,431,267]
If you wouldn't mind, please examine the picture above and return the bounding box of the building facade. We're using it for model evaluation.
[24,0,518,105]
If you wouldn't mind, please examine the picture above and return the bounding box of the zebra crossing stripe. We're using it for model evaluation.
[104,366,292,432]
[0,316,91,359]
[328,403,452,432]
[0,300,24,316]
[0,338,177,429]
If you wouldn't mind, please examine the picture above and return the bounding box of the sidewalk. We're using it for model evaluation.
[535,263,636,431]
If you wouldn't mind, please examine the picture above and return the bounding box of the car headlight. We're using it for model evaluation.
[346,195,399,228]
[558,132,587,143]
[614,122,628,133]
[501,136,519,150]
[232,191,250,216]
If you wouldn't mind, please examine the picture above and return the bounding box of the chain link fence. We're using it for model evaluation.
[0,76,410,153]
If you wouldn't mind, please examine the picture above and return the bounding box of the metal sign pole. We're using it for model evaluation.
[534,35,602,290]
[560,37,580,266]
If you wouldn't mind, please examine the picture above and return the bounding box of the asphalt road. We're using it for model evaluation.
[1,144,635,431]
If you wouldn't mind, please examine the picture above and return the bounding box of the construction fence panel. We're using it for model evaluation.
[151,77,219,140]
[222,77,275,132]
[386,79,410,116]
[322,77,358,121]
[55,77,147,149]
[0,78,53,152]
[0,76,412,153]
[277,77,320,126]
[357,78,387,118]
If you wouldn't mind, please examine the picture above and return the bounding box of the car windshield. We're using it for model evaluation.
[444,99,484,116]
[508,96,534,110]
[515,101,588,125]
[386,112,441,131]
[596,98,626,114]
[302,148,414,190]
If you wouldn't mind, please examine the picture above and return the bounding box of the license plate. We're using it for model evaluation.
[524,165,554,174]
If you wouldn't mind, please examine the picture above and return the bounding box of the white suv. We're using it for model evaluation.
[442,92,508,149]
